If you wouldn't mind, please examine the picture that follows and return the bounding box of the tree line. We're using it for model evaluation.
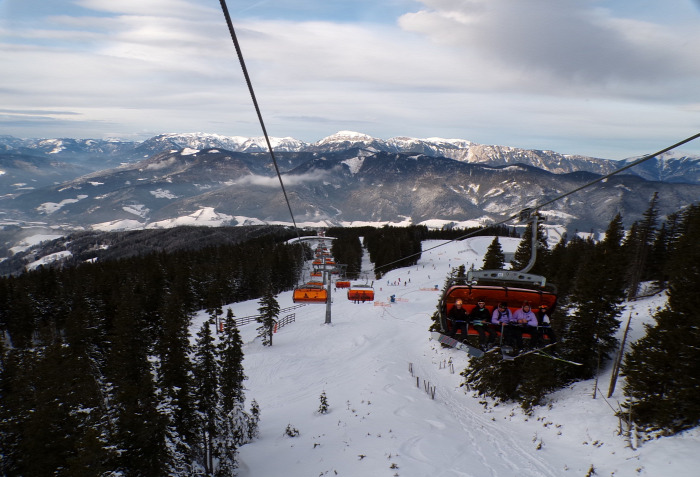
[326,224,516,280]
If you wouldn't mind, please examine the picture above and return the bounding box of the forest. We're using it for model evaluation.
[1,197,698,474]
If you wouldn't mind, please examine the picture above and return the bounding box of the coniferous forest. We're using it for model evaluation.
[0,234,300,475]
[1,200,699,474]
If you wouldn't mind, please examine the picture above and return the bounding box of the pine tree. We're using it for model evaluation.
[482,236,506,270]
[247,399,261,441]
[215,307,250,472]
[154,294,196,475]
[192,319,219,474]
[624,192,659,299]
[257,290,280,346]
[105,282,170,476]
[561,214,627,379]
[646,223,670,290]
[622,204,700,434]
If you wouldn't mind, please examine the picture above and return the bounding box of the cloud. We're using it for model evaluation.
[398,0,700,99]
[1,0,700,158]
[232,170,332,188]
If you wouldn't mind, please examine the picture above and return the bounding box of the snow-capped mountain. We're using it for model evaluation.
[4,131,700,183]
[2,145,698,237]
[1,132,699,241]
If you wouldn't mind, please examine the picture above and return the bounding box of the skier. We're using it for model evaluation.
[469,299,495,350]
[447,299,469,339]
[513,302,539,349]
[536,304,557,344]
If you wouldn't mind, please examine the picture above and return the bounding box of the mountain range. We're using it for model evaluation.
[1,131,699,246]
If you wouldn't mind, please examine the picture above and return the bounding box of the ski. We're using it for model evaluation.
[534,350,583,366]
[430,331,484,358]
[500,342,557,361]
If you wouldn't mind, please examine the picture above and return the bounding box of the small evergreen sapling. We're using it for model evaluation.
[318,391,329,414]
[285,424,300,437]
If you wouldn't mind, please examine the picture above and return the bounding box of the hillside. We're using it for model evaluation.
[192,237,698,477]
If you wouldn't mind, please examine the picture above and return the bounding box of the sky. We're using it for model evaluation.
[2,1,700,160]
[179,236,698,476]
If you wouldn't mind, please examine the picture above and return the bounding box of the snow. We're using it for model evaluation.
[25,250,72,270]
[181,147,199,156]
[147,207,233,228]
[9,233,64,254]
[36,195,88,214]
[122,204,149,218]
[91,219,145,231]
[150,188,179,199]
[189,237,699,477]
[341,157,365,174]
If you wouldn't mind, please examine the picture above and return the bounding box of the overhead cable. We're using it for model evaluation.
[218,0,301,239]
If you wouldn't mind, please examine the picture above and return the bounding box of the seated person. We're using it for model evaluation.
[491,301,519,349]
[512,301,540,348]
[536,305,557,344]
[447,299,469,338]
[469,299,495,349]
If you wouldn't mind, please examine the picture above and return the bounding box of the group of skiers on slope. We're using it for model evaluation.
[448,299,556,352]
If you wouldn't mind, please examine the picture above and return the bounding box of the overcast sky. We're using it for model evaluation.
[2,0,700,159]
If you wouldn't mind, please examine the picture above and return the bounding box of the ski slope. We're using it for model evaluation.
[191,237,698,477]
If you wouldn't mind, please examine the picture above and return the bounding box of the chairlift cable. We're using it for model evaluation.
[215,7,699,276]
[532,132,700,212]
[373,132,700,275]
[218,0,301,240]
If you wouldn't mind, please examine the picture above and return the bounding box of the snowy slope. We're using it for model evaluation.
[191,237,698,477]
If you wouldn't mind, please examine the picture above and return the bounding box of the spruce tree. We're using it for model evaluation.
[247,399,261,441]
[482,236,506,270]
[257,290,280,346]
[192,319,219,474]
[622,204,700,434]
[216,307,250,463]
[155,294,196,475]
[561,214,627,379]
[624,192,659,299]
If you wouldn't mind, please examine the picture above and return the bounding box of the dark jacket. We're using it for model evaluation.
[448,305,469,322]
[469,306,491,323]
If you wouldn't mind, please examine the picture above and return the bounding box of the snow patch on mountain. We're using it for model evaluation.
[123,204,149,218]
[9,233,64,254]
[150,188,178,199]
[92,219,146,231]
[37,195,88,214]
[26,250,72,271]
[341,156,365,174]
[148,207,233,228]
